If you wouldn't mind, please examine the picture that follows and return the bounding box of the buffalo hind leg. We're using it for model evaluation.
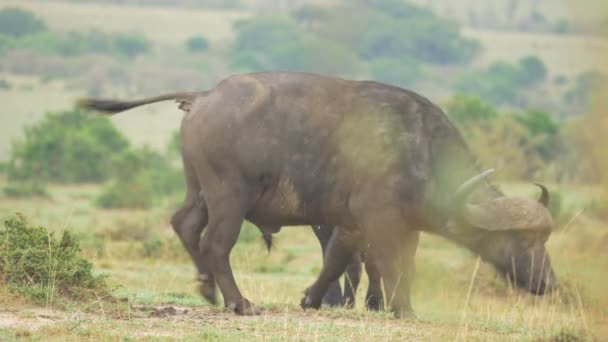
[311,225,344,306]
[199,191,258,315]
[171,203,217,304]
[301,227,361,310]
[171,160,217,305]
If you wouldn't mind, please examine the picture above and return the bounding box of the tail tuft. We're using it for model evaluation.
[262,233,273,253]
[76,91,199,115]
[77,98,138,115]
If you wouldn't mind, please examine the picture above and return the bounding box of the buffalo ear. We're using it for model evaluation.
[534,183,550,208]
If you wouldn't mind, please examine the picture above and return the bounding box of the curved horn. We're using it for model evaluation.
[534,183,549,208]
[454,168,495,204]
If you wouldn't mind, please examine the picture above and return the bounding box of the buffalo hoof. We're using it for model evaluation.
[322,282,344,307]
[198,278,217,305]
[365,296,382,311]
[228,298,260,316]
[300,288,322,310]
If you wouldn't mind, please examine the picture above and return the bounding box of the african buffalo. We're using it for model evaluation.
[79,71,558,317]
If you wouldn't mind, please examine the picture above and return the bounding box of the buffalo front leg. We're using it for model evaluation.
[171,201,217,305]
[301,227,361,310]
[363,253,383,311]
[198,194,259,315]
[311,225,344,307]
[343,252,362,309]
[361,209,419,318]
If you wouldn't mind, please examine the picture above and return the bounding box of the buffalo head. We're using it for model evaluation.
[445,172,558,295]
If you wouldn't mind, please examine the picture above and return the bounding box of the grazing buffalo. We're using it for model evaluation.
[79,71,558,317]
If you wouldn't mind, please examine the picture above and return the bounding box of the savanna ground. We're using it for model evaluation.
[1,0,607,340]
[0,177,606,341]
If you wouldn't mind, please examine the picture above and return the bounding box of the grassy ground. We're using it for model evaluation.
[0,179,606,340]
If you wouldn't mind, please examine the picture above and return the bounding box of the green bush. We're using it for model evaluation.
[369,57,424,88]
[232,1,478,77]
[290,5,329,25]
[519,55,547,86]
[0,78,11,90]
[444,95,565,180]
[232,16,361,75]
[3,180,49,198]
[233,16,301,53]
[0,7,46,38]
[186,36,209,52]
[0,29,151,58]
[563,71,608,112]
[167,130,181,159]
[96,147,183,209]
[7,109,129,183]
[354,12,479,65]
[95,174,157,209]
[445,94,498,126]
[322,0,479,65]
[269,37,360,76]
[515,109,562,162]
[112,32,150,58]
[0,214,108,303]
[455,56,548,106]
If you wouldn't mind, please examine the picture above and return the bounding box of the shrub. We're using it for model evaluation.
[354,13,480,65]
[515,109,562,162]
[233,16,301,53]
[519,55,547,86]
[95,174,157,209]
[563,71,608,112]
[445,94,498,126]
[6,109,129,183]
[554,18,570,34]
[290,5,329,25]
[0,29,151,59]
[324,0,480,65]
[112,32,150,58]
[167,130,181,159]
[0,7,46,38]
[96,147,183,209]
[0,214,108,303]
[455,56,548,107]
[369,57,424,88]
[186,36,209,52]
[0,78,11,90]
[3,180,48,198]
[269,37,360,76]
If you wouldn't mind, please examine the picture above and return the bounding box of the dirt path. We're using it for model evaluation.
[0,304,516,341]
